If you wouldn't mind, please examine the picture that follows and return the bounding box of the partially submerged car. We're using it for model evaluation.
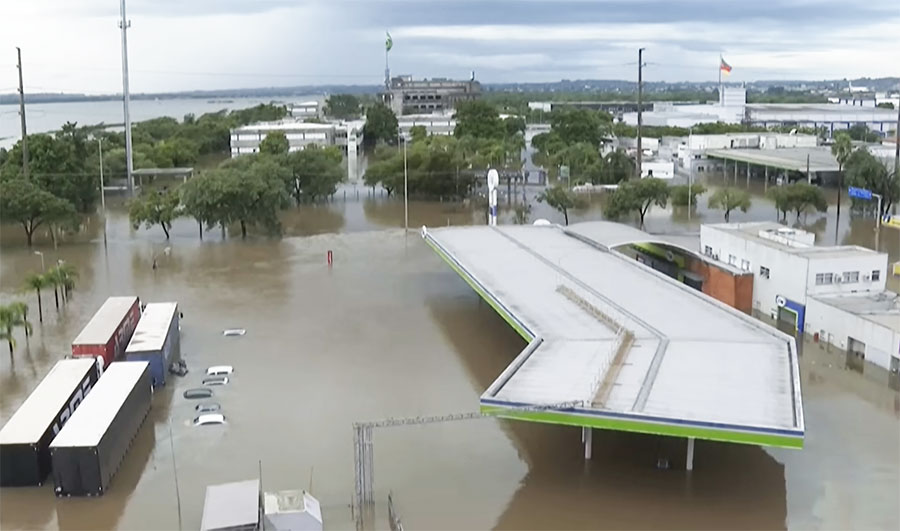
[195,402,221,413]
[202,376,229,386]
[184,388,213,399]
[193,413,226,426]
[206,365,234,376]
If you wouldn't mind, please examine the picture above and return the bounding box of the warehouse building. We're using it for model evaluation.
[700,222,897,372]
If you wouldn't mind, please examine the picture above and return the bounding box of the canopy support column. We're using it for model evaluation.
[686,437,695,471]
[583,427,593,460]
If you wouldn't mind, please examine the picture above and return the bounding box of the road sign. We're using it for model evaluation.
[848,186,872,200]
[487,169,499,190]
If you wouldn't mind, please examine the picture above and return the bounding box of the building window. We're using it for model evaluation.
[728,254,737,266]
[704,245,713,256]
[760,266,770,279]
[871,270,880,282]
[740,259,750,271]
[815,273,833,285]
[842,271,859,283]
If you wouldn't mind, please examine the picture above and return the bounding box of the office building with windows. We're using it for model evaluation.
[385,75,481,116]
[700,222,897,372]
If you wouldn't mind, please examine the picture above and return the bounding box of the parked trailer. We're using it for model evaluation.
[125,302,180,387]
[72,296,141,369]
[49,361,152,497]
[0,359,99,487]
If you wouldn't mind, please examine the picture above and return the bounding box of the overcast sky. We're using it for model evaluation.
[2,0,899,94]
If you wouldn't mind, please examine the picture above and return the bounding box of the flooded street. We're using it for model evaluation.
[1,186,898,529]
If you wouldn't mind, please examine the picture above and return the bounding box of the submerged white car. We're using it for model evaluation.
[202,376,229,386]
[193,413,226,426]
[206,365,234,376]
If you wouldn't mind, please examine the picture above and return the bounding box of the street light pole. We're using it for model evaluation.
[403,136,408,233]
[98,139,105,210]
[34,251,44,272]
[636,48,645,179]
[688,127,693,220]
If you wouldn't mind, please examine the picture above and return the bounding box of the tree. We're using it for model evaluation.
[181,172,219,239]
[129,188,181,239]
[325,94,361,119]
[0,179,77,246]
[603,149,634,184]
[604,178,670,228]
[845,124,880,143]
[282,146,343,204]
[23,273,49,323]
[0,303,32,355]
[708,187,752,222]
[670,183,707,206]
[362,104,399,147]
[154,137,199,167]
[199,168,289,239]
[537,184,584,225]
[259,132,290,156]
[409,125,427,143]
[784,182,827,219]
[832,132,853,234]
[550,108,609,146]
[504,116,526,137]
[844,149,898,219]
[454,101,505,140]
[51,262,79,302]
[767,186,791,221]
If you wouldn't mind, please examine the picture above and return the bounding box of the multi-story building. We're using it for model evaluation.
[700,222,897,372]
[385,75,481,116]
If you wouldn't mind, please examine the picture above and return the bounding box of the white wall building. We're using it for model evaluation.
[700,222,897,372]
[641,160,674,179]
[290,100,322,119]
[397,112,456,138]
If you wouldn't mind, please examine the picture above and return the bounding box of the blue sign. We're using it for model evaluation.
[848,186,873,200]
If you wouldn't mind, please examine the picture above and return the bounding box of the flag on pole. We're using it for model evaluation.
[720,56,732,75]
[385,32,393,52]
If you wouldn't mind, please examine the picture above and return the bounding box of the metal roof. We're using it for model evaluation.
[201,479,260,531]
[706,147,839,172]
[49,361,149,448]
[72,297,139,346]
[811,292,900,332]
[707,222,884,259]
[423,222,805,448]
[0,359,97,444]
[125,303,177,354]
[131,167,193,177]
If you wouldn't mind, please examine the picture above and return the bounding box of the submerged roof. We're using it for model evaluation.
[72,296,139,346]
[126,302,178,354]
[0,359,96,444]
[424,222,805,448]
[201,479,260,531]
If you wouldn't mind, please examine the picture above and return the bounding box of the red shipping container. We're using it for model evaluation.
[71,297,141,369]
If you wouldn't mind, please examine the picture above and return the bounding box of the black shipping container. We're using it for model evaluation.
[0,359,99,487]
[49,361,152,496]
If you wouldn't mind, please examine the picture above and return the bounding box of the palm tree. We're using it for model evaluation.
[0,303,33,355]
[23,273,49,323]
[831,133,853,244]
[56,262,79,301]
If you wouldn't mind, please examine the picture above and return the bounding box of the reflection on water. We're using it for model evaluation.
[0,185,898,530]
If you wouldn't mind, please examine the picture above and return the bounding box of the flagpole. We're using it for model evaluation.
[718,55,722,106]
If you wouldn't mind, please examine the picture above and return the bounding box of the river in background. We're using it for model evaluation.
[0,177,899,529]
[0,95,320,149]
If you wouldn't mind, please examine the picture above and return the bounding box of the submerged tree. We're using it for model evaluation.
[708,187,752,222]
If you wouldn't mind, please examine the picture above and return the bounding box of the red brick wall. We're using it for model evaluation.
[687,257,753,314]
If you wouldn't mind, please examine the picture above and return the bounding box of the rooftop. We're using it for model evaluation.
[811,291,900,332]
[201,479,260,531]
[72,296,139,346]
[49,361,149,448]
[125,302,178,354]
[423,221,804,448]
[746,103,897,117]
[705,147,840,172]
[707,222,882,259]
[0,359,97,444]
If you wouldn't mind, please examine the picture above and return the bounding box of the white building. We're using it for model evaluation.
[397,112,456,138]
[264,490,323,531]
[641,160,674,179]
[290,100,322,120]
[700,222,897,372]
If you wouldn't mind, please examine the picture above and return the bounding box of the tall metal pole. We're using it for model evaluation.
[894,96,899,177]
[636,48,645,179]
[98,139,106,210]
[119,0,134,195]
[403,138,408,232]
[688,128,693,220]
[16,47,29,179]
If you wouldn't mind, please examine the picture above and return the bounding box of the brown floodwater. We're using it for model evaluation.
[0,188,898,530]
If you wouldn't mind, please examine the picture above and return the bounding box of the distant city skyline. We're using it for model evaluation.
[2,0,899,94]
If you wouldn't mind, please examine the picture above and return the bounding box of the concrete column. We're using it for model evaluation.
[686,437,695,471]
[746,162,750,187]
[583,427,593,460]
[764,166,769,192]
[733,160,738,184]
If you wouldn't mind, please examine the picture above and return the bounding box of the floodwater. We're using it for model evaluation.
[1,185,899,530]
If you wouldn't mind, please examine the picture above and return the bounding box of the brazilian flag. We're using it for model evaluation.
[385,32,393,52]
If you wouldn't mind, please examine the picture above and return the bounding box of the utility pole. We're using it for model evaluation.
[894,93,899,178]
[403,136,408,233]
[636,48,645,179]
[16,47,29,179]
[119,0,134,195]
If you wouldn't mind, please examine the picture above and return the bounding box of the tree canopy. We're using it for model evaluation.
[454,101,506,140]
[670,183,706,207]
[844,149,898,218]
[362,104,399,147]
[259,131,290,156]
[129,188,181,239]
[537,184,584,225]
[708,187,752,222]
[0,178,77,246]
[604,177,669,228]
[325,94,361,119]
